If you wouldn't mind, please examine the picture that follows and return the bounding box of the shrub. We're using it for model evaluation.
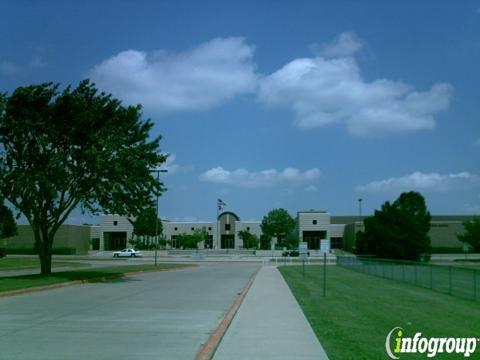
[91,238,100,250]
[52,247,76,255]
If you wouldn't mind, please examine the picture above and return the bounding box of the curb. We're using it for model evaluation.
[0,264,196,298]
[195,266,261,360]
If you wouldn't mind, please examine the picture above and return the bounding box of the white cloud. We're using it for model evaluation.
[159,153,194,175]
[258,33,453,137]
[356,171,479,193]
[200,166,320,188]
[89,37,257,113]
[309,32,363,58]
[305,185,318,192]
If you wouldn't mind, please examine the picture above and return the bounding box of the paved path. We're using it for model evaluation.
[0,263,258,360]
[213,266,329,360]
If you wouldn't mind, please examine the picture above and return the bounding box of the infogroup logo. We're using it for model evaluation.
[385,327,479,359]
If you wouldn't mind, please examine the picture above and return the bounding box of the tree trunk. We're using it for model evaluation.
[36,226,53,276]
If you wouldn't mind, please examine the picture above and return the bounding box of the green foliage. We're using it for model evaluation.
[0,80,166,274]
[238,230,259,249]
[356,191,431,261]
[0,202,17,239]
[90,238,100,250]
[176,229,208,249]
[259,234,271,250]
[261,208,296,248]
[284,229,299,250]
[457,218,480,252]
[132,207,162,237]
[51,247,76,255]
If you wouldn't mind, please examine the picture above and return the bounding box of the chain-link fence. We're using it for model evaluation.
[337,255,479,302]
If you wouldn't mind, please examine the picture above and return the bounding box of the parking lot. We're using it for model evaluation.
[0,262,259,360]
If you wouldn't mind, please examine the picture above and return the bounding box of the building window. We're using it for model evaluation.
[246,227,250,231]
[208,227,212,231]
[225,224,231,231]
[312,220,317,225]
[113,221,118,226]
[191,227,195,231]
[174,227,178,231]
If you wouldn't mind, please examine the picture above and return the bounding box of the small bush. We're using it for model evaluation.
[6,248,36,255]
[430,247,466,254]
[52,247,76,255]
[0,248,6,258]
[91,238,100,250]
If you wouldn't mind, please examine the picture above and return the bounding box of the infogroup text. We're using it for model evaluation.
[385,327,479,359]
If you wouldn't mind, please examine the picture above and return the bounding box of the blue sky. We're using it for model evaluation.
[1,1,480,224]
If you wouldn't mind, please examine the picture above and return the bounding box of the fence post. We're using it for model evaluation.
[448,266,452,295]
[474,269,477,301]
[323,252,326,297]
[414,264,418,285]
[430,264,433,290]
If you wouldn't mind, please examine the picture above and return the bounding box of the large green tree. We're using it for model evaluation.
[0,81,166,274]
[457,218,480,252]
[261,208,296,249]
[356,191,431,261]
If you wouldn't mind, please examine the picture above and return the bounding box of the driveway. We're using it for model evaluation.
[0,262,259,360]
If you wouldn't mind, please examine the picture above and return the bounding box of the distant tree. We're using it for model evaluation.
[238,230,259,249]
[259,234,271,250]
[0,202,17,239]
[261,208,296,248]
[356,191,431,261]
[176,229,207,249]
[0,202,17,257]
[457,218,480,252]
[284,227,299,250]
[0,81,166,274]
[132,207,163,240]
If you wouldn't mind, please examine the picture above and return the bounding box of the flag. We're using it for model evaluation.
[217,198,227,211]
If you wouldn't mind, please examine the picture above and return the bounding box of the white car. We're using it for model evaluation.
[113,248,142,258]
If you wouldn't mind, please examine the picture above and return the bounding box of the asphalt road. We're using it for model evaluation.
[0,262,259,360]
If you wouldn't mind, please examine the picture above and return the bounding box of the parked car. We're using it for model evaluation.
[113,248,142,258]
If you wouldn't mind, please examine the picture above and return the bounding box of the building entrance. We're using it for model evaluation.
[104,232,127,250]
[302,231,326,250]
[221,234,235,249]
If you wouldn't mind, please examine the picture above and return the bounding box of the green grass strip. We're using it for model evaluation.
[0,263,191,293]
[0,258,87,270]
[280,265,480,360]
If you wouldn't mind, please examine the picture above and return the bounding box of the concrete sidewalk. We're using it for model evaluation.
[213,266,329,360]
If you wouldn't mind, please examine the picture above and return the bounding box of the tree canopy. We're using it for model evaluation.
[261,208,296,248]
[132,207,163,238]
[457,218,480,252]
[175,229,208,249]
[0,80,166,274]
[356,191,431,261]
[238,230,259,249]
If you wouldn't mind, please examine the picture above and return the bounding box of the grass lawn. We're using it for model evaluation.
[0,257,87,270]
[0,263,191,293]
[280,265,480,360]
